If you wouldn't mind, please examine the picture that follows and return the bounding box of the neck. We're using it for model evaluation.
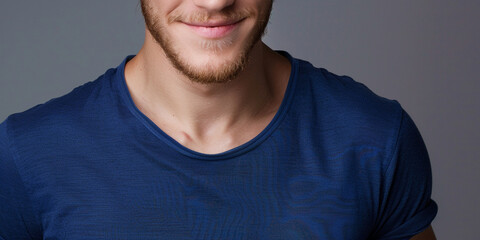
[124,37,290,153]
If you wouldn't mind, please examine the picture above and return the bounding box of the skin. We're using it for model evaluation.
[411,226,436,240]
[125,0,436,238]
[125,0,291,154]
[139,0,273,84]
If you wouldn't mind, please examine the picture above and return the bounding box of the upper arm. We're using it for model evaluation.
[371,110,438,239]
[410,225,436,240]
[0,121,42,239]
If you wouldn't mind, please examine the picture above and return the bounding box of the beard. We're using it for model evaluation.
[140,1,273,84]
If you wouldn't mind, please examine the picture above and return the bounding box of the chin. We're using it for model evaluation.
[185,56,247,83]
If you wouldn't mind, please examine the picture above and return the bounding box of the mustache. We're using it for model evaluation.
[167,8,254,24]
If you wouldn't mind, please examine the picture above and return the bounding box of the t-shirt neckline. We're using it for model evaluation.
[115,51,299,161]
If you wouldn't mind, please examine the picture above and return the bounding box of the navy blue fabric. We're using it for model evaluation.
[0,52,437,239]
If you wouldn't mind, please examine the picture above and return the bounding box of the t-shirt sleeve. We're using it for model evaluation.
[372,110,438,240]
[0,120,42,239]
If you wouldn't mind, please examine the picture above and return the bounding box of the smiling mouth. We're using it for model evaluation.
[184,19,244,39]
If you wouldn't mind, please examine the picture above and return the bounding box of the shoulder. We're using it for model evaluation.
[5,69,115,130]
[0,67,121,239]
[287,57,407,174]
[3,67,118,141]
[287,57,437,237]
[293,58,403,137]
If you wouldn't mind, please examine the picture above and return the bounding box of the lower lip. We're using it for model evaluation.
[186,22,239,39]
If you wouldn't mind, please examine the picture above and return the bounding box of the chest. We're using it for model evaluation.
[34,154,377,240]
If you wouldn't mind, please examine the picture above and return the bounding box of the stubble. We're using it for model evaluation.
[140,0,272,84]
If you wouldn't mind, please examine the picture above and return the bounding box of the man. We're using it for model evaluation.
[0,0,437,239]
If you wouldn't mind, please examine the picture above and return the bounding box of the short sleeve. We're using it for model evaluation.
[372,110,438,239]
[0,120,42,239]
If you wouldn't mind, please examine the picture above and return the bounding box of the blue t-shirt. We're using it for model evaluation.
[0,52,437,239]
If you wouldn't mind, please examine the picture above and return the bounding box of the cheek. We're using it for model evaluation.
[244,0,270,11]
[142,0,181,20]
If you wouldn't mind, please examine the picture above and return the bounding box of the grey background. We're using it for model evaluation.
[1,0,479,238]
